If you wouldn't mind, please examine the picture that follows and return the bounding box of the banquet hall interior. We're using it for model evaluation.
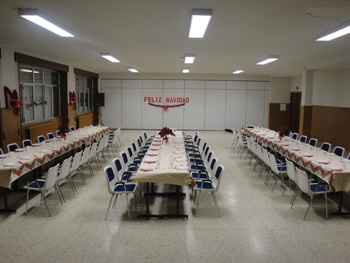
[1,0,350,262]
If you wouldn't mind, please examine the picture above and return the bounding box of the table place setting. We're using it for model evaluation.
[139,164,154,172]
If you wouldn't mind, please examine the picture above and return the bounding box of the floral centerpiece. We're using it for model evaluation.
[58,125,70,139]
[278,126,290,139]
[159,126,175,141]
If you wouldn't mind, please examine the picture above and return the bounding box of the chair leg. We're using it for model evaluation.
[271,173,280,193]
[290,188,299,209]
[26,188,30,216]
[56,184,65,204]
[211,191,220,217]
[105,194,115,220]
[195,190,202,214]
[125,193,131,220]
[69,176,77,193]
[303,195,313,220]
[40,190,51,217]
[325,192,328,220]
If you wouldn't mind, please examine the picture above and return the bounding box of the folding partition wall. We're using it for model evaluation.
[101,79,269,130]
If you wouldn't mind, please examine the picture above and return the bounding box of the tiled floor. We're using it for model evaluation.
[1,130,349,263]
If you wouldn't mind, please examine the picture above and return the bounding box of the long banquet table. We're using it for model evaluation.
[245,128,350,193]
[130,131,192,218]
[0,126,111,212]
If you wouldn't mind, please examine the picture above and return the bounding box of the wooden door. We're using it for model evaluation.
[289,92,301,133]
[0,108,21,153]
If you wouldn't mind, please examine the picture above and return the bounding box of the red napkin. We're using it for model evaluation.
[144,161,156,164]
[147,153,158,156]
[318,161,329,164]
[332,169,343,172]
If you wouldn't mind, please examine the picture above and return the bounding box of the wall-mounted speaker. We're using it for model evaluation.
[96,93,105,107]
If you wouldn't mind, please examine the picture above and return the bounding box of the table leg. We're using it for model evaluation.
[331,191,350,216]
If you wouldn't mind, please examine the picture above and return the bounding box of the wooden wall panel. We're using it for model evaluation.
[268,103,290,132]
[68,104,77,130]
[311,105,350,150]
[78,113,94,128]
[0,108,21,153]
[23,118,61,144]
[299,106,312,138]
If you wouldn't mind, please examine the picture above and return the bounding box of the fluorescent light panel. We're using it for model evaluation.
[257,55,279,65]
[232,69,244,74]
[189,9,213,38]
[18,8,74,37]
[101,54,120,63]
[184,55,195,64]
[316,20,350,41]
[128,68,138,73]
[182,68,190,73]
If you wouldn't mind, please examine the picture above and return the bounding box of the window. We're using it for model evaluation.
[20,65,60,123]
[76,75,93,114]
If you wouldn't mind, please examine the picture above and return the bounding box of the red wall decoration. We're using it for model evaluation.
[144,97,190,111]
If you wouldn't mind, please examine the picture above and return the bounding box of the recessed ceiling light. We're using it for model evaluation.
[18,8,74,37]
[183,68,190,73]
[256,55,279,65]
[128,68,138,73]
[232,69,244,74]
[100,53,120,63]
[189,9,213,38]
[184,55,195,64]
[316,20,350,41]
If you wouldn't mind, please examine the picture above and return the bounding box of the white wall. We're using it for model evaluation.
[313,69,350,108]
[269,77,292,103]
[0,47,18,108]
[291,76,302,92]
[101,78,270,130]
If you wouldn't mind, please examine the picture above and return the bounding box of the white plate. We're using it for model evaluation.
[174,150,185,154]
[290,147,300,151]
[39,149,52,153]
[175,145,184,148]
[149,146,159,150]
[175,165,189,170]
[328,165,342,171]
[140,164,153,170]
[4,162,19,167]
[280,143,289,146]
[32,143,41,147]
[316,159,329,164]
[302,152,313,157]
[22,156,35,160]
[326,153,336,156]
[63,140,73,144]
[311,147,321,151]
[14,148,25,152]
[0,154,10,158]
[52,145,62,148]
[175,157,187,162]
[144,157,156,162]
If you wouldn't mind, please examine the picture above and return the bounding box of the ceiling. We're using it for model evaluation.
[1,0,350,77]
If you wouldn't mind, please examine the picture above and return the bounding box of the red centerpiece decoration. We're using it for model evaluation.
[159,126,175,142]
[278,126,290,140]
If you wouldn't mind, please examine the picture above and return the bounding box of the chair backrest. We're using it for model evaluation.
[44,164,60,190]
[81,146,91,165]
[58,156,72,181]
[291,133,298,140]
[213,164,225,191]
[299,135,307,143]
[209,157,218,172]
[194,134,198,143]
[285,159,296,183]
[7,143,19,152]
[257,144,263,160]
[22,139,32,148]
[126,146,134,159]
[347,152,350,160]
[71,150,83,172]
[0,148,3,155]
[308,138,317,147]
[262,148,270,166]
[143,131,147,141]
[207,151,214,163]
[131,142,137,153]
[333,146,345,157]
[201,142,207,153]
[89,142,98,158]
[104,165,117,195]
[296,167,310,195]
[47,132,54,139]
[139,135,144,146]
[37,135,45,143]
[321,142,331,152]
[137,138,142,149]
[204,145,210,158]
[268,153,279,174]
[55,130,61,137]
[246,125,255,129]
[96,139,103,154]
[120,151,129,167]
[196,138,201,147]
[70,126,75,131]
[113,158,123,174]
